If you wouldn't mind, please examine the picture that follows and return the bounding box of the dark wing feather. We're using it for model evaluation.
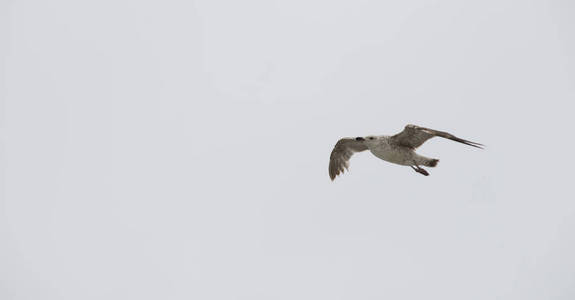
[329,138,368,180]
[391,124,483,149]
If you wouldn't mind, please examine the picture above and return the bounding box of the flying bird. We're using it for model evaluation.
[329,124,483,180]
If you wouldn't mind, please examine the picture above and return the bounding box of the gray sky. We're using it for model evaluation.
[2,0,575,299]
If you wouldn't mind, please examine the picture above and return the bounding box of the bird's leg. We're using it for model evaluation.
[411,165,429,176]
[418,167,429,176]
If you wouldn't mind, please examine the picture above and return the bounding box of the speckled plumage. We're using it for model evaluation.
[329,124,483,180]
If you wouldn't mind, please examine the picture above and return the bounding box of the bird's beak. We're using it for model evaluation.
[355,137,365,141]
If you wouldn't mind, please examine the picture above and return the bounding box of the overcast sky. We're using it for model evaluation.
[2,0,575,299]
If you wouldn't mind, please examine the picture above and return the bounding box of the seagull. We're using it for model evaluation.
[329,124,483,180]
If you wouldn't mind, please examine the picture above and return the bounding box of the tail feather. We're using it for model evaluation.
[425,159,439,167]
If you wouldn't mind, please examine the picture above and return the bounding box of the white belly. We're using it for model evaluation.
[370,145,415,166]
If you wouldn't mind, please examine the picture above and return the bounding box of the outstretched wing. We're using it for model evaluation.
[391,124,483,149]
[329,138,368,180]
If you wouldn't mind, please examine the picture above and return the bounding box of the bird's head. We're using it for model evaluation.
[355,136,378,146]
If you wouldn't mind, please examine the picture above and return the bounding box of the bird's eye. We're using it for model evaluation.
[369,137,375,140]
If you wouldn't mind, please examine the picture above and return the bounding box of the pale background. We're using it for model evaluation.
[2,0,575,299]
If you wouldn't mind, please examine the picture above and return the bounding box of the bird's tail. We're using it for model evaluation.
[425,158,439,167]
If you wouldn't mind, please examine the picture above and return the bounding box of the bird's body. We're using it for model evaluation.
[367,135,430,166]
[329,124,483,180]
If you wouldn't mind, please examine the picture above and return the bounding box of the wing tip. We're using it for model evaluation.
[329,167,344,181]
[466,141,485,149]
